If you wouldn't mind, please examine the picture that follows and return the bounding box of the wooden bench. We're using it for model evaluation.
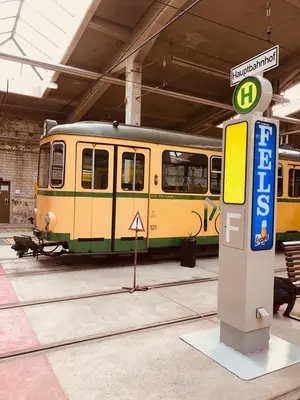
[282,241,300,286]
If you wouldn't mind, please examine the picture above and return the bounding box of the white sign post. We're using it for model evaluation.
[123,211,147,293]
[231,45,279,86]
[181,57,300,379]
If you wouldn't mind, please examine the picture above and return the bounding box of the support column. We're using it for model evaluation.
[125,57,142,126]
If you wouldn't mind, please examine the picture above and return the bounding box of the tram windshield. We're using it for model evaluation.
[38,143,51,188]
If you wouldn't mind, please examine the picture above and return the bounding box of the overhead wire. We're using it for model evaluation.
[61,0,172,111]
[61,0,300,117]
[154,0,300,58]
[61,0,203,112]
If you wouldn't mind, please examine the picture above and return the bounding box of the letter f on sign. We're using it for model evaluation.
[226,213,241,242]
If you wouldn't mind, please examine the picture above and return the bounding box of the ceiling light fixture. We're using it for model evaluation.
[171,56,229,80]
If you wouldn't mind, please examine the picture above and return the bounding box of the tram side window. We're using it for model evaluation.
[51,142,65,188]
[210,156,222,194]
[278,164,283,197]
[288,168,300,197]
[121,152,145,191]
[162,150,208,194]
[81,149,109,190]
[94,150,109,190]
[38,142,50,188]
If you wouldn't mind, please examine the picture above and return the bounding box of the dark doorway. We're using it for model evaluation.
[0,182,10,223]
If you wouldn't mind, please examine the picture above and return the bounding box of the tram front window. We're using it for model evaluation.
[38,142,51,188]
[51,142,65,188]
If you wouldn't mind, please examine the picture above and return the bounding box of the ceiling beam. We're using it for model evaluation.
[66,0,192,123]
[0,50,233,111]
[43,0,104,98]
[283,0,300,7]
[88,16,132,43]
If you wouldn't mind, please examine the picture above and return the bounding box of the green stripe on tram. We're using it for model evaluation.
[37,190,300,203]
[38,190,148,199]
[37,190,220,200]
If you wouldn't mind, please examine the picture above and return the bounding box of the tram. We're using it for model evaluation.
[12,120,300,257]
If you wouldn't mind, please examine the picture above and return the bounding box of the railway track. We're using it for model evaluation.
[0,276,218,310]
[0,310,218,362]
[0,265,288,362]
[0,266,287,310]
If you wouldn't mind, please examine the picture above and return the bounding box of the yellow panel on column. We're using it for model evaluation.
[223,121,248,204]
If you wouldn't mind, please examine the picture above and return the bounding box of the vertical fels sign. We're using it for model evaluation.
[251,121,277,251]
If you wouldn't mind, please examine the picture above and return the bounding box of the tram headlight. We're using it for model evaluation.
[45,212,57,232]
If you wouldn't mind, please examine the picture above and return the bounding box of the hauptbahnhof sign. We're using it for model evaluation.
[231,45,279,87]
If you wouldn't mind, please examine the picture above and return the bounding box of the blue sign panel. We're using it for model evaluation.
[251,121,277,251]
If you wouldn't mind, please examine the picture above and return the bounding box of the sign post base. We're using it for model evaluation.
[122,285,148,293]
[180,327,300,381]
[220,322,269,355]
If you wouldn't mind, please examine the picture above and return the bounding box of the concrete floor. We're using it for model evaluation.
[0,245,300,399]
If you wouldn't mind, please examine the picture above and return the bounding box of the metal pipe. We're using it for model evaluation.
[0,51,100,80]
[0,52,298,121]
[171,56,229,80]
[0,51,233,111]
[273,115,300,126]
[272,94,290,104]
[279,129,300,136]
[171,56,289,104]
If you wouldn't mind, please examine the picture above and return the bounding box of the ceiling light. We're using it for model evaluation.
[171,56,229,80]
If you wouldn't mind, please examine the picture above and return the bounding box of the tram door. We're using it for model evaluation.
[113,147,150,252]
[74,142,114,252]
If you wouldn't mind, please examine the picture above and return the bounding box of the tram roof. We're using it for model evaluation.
[48,121,223,151]
[48,120,300,162]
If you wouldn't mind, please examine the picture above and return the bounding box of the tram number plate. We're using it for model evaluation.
[150,225,157,230]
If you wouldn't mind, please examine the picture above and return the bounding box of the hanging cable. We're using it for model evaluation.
[154,0,300,58]
[62,0,203,113]
[266,1,271,42]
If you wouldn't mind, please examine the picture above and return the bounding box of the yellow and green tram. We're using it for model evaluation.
[12,120,300,257]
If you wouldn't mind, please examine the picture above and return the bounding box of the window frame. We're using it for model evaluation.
[81,148,109,190]
[210,155,222,195]
[38,142,51,189]
[277,163,283,198]
[94,148,109,190]
[161,149,209,194]
[50,141,66,189]
[121,151,145,192]
[288,167,300,198]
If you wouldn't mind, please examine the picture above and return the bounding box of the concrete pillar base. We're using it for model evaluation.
[220,322,270,354]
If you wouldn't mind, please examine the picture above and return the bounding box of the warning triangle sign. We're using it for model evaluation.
[129,211,145,232]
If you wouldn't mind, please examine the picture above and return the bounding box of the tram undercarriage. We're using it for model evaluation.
[11,235,68,258]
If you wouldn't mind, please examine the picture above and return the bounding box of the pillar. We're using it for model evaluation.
[125,57,142,126]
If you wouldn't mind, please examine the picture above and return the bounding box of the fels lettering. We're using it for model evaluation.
[256,124,273,217]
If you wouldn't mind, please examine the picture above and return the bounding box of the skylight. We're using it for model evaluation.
[0,0,94,97]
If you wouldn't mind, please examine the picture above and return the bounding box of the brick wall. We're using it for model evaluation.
[0,115,41,224]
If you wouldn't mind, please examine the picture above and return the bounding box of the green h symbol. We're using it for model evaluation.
[241,84,253,105]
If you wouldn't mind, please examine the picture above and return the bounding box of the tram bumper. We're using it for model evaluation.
[11,236,40,258]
